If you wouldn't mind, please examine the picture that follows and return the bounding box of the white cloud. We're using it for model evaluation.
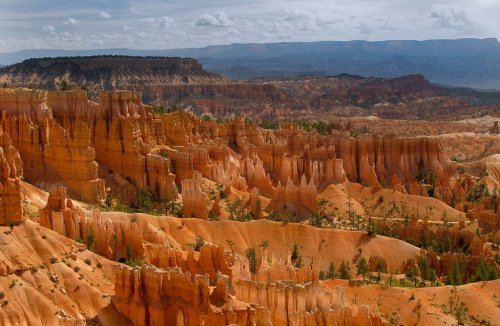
[281,8,338,32]
[430,6,472,30]
[194,11,232,27]
[99,11,111,19]
[142,16,175,28]
[63,18,77,25]
[0,0,499,52]
[357,23,372,35]
[42,25,55,32]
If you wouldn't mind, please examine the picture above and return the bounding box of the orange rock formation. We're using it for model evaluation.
[0,124,23,224]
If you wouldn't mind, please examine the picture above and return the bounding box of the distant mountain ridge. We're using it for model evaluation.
[1,55,499,120]
[0,55,228,91]
[1,38,500,89]
[0,55,281,106]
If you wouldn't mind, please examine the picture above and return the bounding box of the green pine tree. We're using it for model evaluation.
[326,261,336,279]
[375,258,385,283]
[291,243,300,261]
[246,247,257,275]
[447,261,463,286]
[356,257,369,281]
[338,261,351,280]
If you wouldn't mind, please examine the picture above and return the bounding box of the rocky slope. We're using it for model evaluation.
[0,220,118,325]
[0,85,497,325]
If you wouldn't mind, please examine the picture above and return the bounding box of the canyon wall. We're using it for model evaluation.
[113,265,268,326]
[233,123,453,194]
[0,88,105,202]
[1,87,455,215]
[0,123,23,224]
[113,264,386,326]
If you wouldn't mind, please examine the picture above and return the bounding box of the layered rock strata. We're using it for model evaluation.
[113,264,386,326]
[1,87,456,215]
[0,124,23,224]
[113,265,269,326]
[0,88,105,202]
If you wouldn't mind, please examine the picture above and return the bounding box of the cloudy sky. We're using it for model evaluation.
[0,0,499,52]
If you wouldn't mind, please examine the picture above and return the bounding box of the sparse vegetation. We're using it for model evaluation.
[326,261,336,279]
[193,235,205,252]
[135,187,153,212]
[226,199,251,221]
[447,261,463,286]
[338,261,351,280]
[59,79,69,91]
[86,228,95,250]
[356,257,369,281]
[124,258,146,267]
[246,247,257,274]
[226,240,236,256]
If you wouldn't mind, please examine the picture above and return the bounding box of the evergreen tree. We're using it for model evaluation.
[405,262,419,287]
[309,212,323,228]
[255,198,262,218]
[86,228,95,250]
[326,261,336,279]
[417,256,432,281]
[356,257,369,281]
[193,236,205,251]
[474,259,498,282]
[375,258,385,283]
[447,261,463,286]
[59,79,69,91]
[246,247,257,275]
[338,261,351,280]
[443,234,451,253]
[291,243,300,261]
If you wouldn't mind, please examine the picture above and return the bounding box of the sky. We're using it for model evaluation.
[0,0,499,52]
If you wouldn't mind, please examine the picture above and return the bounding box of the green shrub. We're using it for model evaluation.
[193,236,205,252]
[125,258,145,267]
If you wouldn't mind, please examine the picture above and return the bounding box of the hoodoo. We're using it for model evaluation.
[0,52,498,326]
